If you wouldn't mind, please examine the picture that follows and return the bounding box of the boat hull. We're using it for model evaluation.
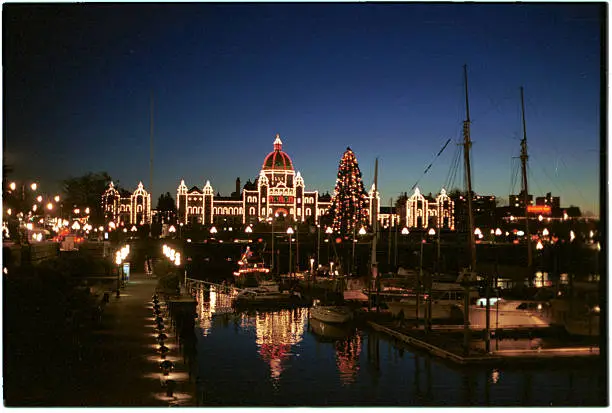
[387,300,458,320]
[310,306,353,324]
[309,318,352,340]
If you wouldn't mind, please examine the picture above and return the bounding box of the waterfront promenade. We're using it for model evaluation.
[56,272,195,406]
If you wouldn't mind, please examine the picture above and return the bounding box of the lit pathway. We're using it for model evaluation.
[66,272,195,406]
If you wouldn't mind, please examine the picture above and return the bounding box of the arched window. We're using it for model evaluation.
[249,207,255,215]
[306,208,311,216]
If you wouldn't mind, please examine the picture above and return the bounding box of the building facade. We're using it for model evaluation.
[405,187,455,230]
[102,181,152,225]
[176,134,381,226]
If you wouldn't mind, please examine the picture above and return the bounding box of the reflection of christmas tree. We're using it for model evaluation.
[328,147,369,234]
[335,333,362,385]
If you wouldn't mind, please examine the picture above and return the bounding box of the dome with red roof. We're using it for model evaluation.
[262,134,294,171]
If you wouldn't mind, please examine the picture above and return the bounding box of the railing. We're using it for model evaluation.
[185,278,244,294]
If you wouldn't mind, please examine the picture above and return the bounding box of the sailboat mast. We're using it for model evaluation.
[371,158,378,269]
[462,65,477,271]
[520,86,533,269]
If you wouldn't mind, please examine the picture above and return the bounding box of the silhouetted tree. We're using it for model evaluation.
[62,172,112,225]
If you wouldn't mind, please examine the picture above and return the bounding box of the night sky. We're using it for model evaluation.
[3,3,603,216]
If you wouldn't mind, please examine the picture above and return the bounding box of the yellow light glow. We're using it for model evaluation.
[36,195,43,203]
[32,205,37,212]
[536,240,543,250]
[26,223,33,230]
[46,203,53,210]
[30,183,37,191]
[287,227,294,235]
[428,228,435,235]
[542,228,549,236]
[9,182,16,191]
[72,221,81,230]
[7,209,12,216]
[495,228,502,236]
[85,207,90,214]
[401,227,409,235]
[74,208,80,214]
[54,195,60,202]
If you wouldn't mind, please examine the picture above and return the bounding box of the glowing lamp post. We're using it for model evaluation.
[287,227,294,277]
[210,226,217,235]
[428,228,436,236]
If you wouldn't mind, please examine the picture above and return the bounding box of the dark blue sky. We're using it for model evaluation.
[3,3,602,215]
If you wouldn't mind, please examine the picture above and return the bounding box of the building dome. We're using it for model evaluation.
[262,134,294,171]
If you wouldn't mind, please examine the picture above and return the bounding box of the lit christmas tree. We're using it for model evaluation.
[328,147,369,234]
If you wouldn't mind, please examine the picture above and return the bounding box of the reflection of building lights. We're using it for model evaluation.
[255,308,307,382]
[335,333,362,385]
[491,369,500,384]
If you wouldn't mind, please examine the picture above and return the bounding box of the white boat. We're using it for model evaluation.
[233,287,302,308]
[310,317,352,340]
[387,287,475,320]
[310,306,353,324]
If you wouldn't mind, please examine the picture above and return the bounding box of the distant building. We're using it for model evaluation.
[405,187,455,230]
[102,181,152,225]
[175,134,381,226]
[535,192,561,209]
[509,190,534,209]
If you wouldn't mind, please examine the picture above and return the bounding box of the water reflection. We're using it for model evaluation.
[196,285,237,337]
[335,333,362,385]
[255,308,308,383]
[191,284,605,406]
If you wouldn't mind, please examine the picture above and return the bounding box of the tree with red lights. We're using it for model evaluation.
[328,147,369,235]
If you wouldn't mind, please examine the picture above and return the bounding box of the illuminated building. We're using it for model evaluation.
[102,181,152,225]
[175,134,381,226]
[405,187,455,230]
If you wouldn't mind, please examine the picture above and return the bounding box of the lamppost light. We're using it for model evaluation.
[9,182,16,191]
[36,195,43,203]
[54,195,60,202]
[30,183,37,191]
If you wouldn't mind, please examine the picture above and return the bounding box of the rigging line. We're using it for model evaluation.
[444,143,462,190]
[557,157,592,207]
[527,163,545,198]
[409,138,452,192]
[529,152,566,195]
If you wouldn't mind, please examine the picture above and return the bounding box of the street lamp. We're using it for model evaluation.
[310,257,315,279]
[210,226,217,235]
[30,183,37,191]
[401,227,409,235]
[54,195,60,203]
[46,202,53,211]
[542,228,549,237]
[325,226,333,265]
[428,228,436,236]
[287,227,294,277]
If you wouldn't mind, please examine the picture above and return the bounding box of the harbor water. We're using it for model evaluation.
[193,285,604,406]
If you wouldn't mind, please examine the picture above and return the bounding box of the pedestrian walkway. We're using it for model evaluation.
[65,272,196,406]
